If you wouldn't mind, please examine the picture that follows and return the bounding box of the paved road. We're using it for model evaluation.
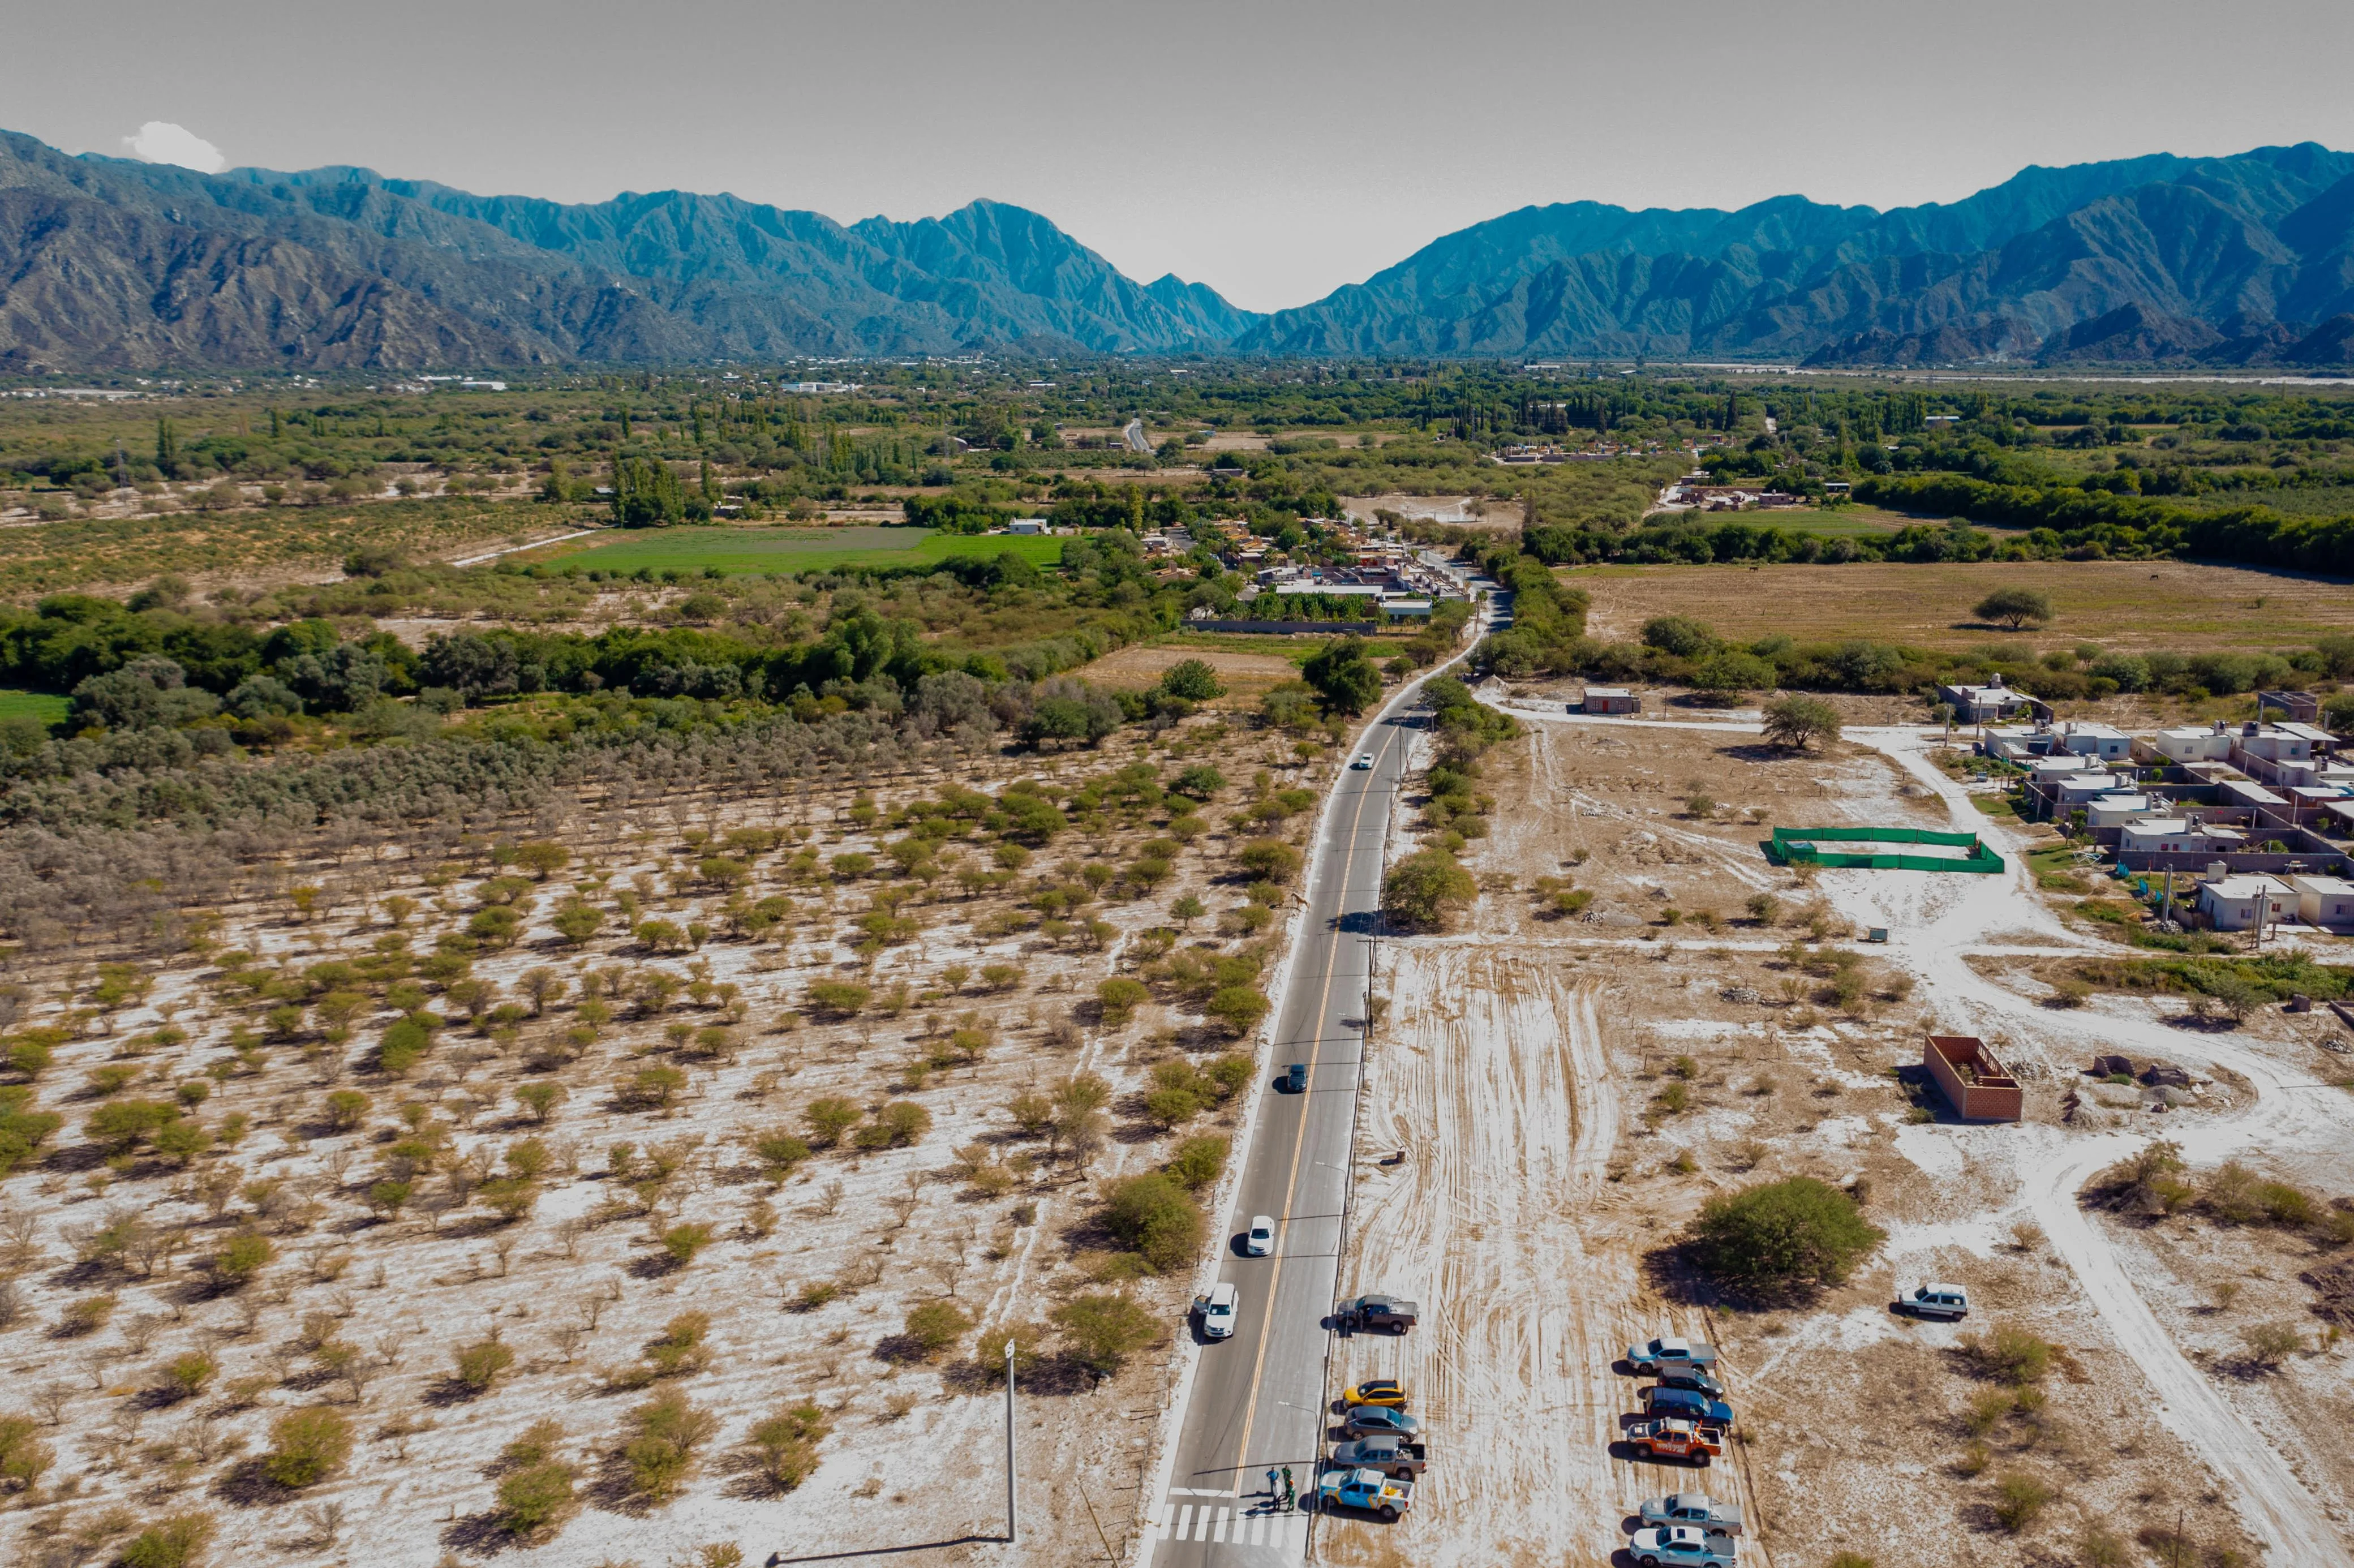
[1124,416,1152,453]
[1144,585,1504,1565]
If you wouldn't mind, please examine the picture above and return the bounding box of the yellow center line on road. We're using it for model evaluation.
[1227,714,1404,1485]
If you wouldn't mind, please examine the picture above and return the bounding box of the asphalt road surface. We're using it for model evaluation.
[1145,583,1501,1565]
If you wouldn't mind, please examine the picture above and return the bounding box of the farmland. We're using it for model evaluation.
[1575,557,2354,653]
[548,527,1067,578]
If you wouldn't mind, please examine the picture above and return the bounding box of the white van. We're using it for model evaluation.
[1899,1282,1970,1320]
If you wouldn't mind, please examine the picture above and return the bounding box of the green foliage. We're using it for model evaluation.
[262,1406,353,1488]
[1762,695,1841,751]
[851,1100,931,1150]
[1165,1134,1228,1192]
[1101,1172,1205,1272]
[454,1337,517,1391]
[1687,1176,1884,1295]
[1158,659,1225,701]
[208,1230,274,1288]
[801,1096,862,1147]
[746,1401,833,1492]
[1052,1292,1162,1374]
[612,457,689,528]
[1974,587,2054,628]
[624,1388,716,1500]
[1381,847,1476,932]
[116,1514,216,1568]
[1301,635,1382,715]
[497,1460,577,1536]
[903,1299,974,1358]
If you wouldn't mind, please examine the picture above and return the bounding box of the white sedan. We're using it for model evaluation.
[1244,1215,1274,1256]
[1351,753,1374,770]
[1199,1281,1239,1339]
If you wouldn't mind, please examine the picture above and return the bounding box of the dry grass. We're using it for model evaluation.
[1575,558,2354,652]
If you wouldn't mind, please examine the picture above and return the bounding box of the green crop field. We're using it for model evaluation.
[0,689,69,725]
[551,526,1064,576]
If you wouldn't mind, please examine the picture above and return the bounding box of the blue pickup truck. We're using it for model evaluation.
[1642,1386,1734,1428]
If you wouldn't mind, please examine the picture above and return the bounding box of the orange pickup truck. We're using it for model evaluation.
[1625,1417,1724,1465]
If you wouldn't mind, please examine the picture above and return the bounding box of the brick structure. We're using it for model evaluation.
[1923,1035,2023,1122]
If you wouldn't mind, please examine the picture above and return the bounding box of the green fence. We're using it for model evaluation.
[1767,826,2003,874]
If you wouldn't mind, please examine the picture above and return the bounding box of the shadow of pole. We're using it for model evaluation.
[766,1533,1007,1565]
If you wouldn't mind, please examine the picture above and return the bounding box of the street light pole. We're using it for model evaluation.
[1005,1339,1017,1545]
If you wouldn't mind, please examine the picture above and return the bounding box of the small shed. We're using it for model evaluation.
[1580,687,1640,715]
[1923,1035,2023,1122]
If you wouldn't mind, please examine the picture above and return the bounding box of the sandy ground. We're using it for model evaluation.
[1315,696,2354,1568]
[0,724,1338,1568]
[1073,646,1302,704]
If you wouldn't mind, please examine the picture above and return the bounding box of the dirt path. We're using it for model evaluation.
[1485,699,2354,1566]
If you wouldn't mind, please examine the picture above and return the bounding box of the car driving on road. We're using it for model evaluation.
[1243,1216,1274,1257]
[1351,753,1374,770]
[1195,1281,1238,1340]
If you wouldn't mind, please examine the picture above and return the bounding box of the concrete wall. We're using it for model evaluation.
[1181,619,1378,635]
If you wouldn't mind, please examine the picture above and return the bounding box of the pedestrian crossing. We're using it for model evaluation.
[1152,1498,1312,1550]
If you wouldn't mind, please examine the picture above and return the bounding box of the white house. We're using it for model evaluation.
[1006,518,1049,535]
[2054,722,2132,762]
[2197,875,2293,931]
[2054,772,2127,806]
[1940,674,2035,723]
[2120,818,2249,856]
[2153,725,2236,764]
[2087,793,2157,828]
[2288,874,2354,927]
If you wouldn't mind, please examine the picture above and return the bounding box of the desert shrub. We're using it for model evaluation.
[852,1100,931,1150]
[974,1321,1050,1382]
[801,1097,862,1147]
[750,1129,812,1180]
[164,1351,218,1401]
[0,1413,54,1492]
[1203,985,1270,1037]
[323,1089,370,1131]
[1051,1293,1162,1374]
[1236,840,1303,884]
[514,1081,566,1123]
[454,1337,517,1392]
[624,1388,716,1500]
[903,1299,973,1359]
[263,1406,353,1488]
[502,1418,565,1468]
[2240,1321,2303,1370]
[804,981,870,1018]
[1990,1471,2054,1531]
[1686,1176,1884,1295]
[115,1513,216,1568]
[1963,1324,2055,1386]
[207,1231,273,1290]
[1101,1173,1205,1273]
[1381,848,1476,931]
[746,1401,832,1493]
[2092,1139,2193,1217]
[1165,1135,1228,1192]
[496,1460,576,1536]
[1096,977,1149,1025]
[660,1222,716,1266]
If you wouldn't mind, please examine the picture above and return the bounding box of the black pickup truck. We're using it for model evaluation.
[1336,1294,1420,1334]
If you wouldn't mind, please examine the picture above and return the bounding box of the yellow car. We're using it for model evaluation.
[1342,1379,1409,1408]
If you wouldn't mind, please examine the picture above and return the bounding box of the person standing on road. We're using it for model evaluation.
[1281,1466,1295,1511]
[1266,1467,1280,1506]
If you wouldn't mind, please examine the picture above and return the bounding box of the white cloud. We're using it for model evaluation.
[122,121,226,174]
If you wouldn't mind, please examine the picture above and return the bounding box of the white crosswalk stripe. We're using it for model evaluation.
[1148,1500,1309,1555]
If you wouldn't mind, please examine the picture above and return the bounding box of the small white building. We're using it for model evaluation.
[1941,674,2035,724]
[2153,724,2235,764]
[2087,793,2157,828]
[1006,518,1049,535]
[2055,722,2132,762]
[2054,772,2127,806]
[2197,875,2294,931]
[2288,874,2354,927]
[2120,818,2249,856]
[2236,721,2328,763]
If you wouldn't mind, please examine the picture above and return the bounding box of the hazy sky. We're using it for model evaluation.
[13,0,2354,312]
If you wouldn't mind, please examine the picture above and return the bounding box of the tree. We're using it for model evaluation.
[613,458,687,528]
[1302,636,1382,715]
[1381,848,1476,933]
[1158,660,1226,702]
[903,1299,973,1359]
[1052,1294,1162,1375]
[1974,587,2052,628]
[1687,1176,1884,1295]
[552,901,603,947]
[1236,839,1303,884]
[1204,985,1270,1038]
[263,1407,353,1488]
[1762,695,1841,751]
[1101,1174,1204,1271]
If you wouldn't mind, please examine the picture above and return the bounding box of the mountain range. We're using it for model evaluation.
[6,127,2354,370]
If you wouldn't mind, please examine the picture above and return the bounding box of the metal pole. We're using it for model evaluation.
[1006,1339,1017,1545]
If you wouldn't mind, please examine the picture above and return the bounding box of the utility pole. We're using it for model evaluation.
[1005,1339,1018,1545]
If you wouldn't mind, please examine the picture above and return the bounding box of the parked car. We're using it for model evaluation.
[1336,1294,1419,1334]
[1338,1404,1421,1440]
[1896,1282,1970,1320]
[1623,1418,1722,1466]
[1653,1366,1728,1399]
[1278,1063,1308,1093]
[1352,753,1375,770]
[1195,1282,1238,1340]
[1327,1435,1425,1479]
[1316,1467,1411,1521]
[1244,1216,1275,1257]
[1629,1524,1737,1567]
[1638,1491,1744,1536]
[1342,1379,1408,1408]
[1642,1386,1733,1428]
[1625,1336,1719,1376]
